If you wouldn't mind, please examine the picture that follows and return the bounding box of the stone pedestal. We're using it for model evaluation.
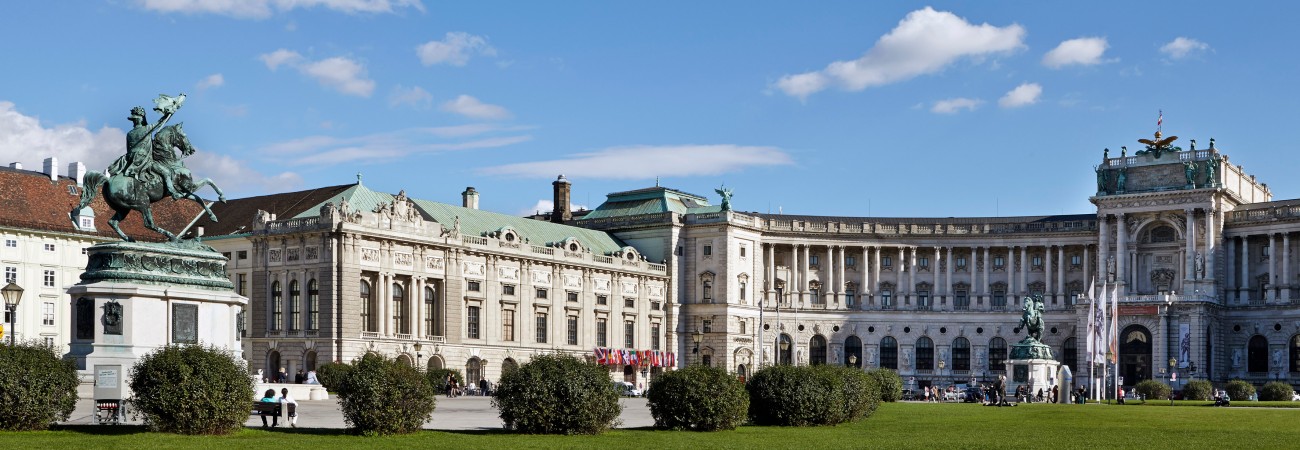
[1004,358,1062,399]
[66,241,246,399]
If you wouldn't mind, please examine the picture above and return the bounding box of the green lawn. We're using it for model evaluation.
[2,402,1296,449]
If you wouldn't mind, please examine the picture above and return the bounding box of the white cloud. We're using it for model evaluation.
[0,100,297,196]
[259,49,374,97]
[195,73,224,90]
[260,127,533,165]
[774,7,1025,99]
[998,82,1042,108]
[1043,37,1110,68]
[440,95,511,120]
[1160,37,1210,60]
[518,199,588,216]
[480,145,792,179]
[137,0,425,19]
[416,32,496,66]
[930,97,982,114]
[388,85,432,109]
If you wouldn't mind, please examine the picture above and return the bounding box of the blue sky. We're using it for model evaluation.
[1,1,1297,219]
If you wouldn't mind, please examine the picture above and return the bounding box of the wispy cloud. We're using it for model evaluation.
[480,145,792,179]
[259,49,374,97]
[260,127,532,165]
[1043,37,1111,69]
[1160,37,1210,60]
[930,97,982,114]
[195,73,224,91]
[998,82,1042,108]
[137,0,425,19]
[388,85,433,109]
[774,7,1025,99]
[417,32,496,66]
[518,199,588,216]
[441,95,511,120]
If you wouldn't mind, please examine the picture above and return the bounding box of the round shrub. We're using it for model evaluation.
[129,344,254,435]
[336,353,436,436]
[646,365,748,431]
[0,341,79,430]
[827,366,881,420]
[493,354,621,434]
[1259,381,1294,401]
[747,365,846,426]
[1134,379,1171,401]
[426,368,465,395]
[315,361,353,392]
[868,368,903,402]
[1182,379,1213,401]
[1226,379,1255,401]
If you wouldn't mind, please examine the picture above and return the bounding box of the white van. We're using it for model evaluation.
[613,381,642,397]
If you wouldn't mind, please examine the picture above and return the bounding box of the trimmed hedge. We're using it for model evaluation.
[1134,379,1171,401]
[315,361,353,392]
[129,344,254,435]
[747,365,863,426]
[1226,379,1255,401]
[0,341,79,430]
[493,354,621,434]
[868,368,904,402]
[1259,381,1294,401]
[646,365,748,431]
[829,366,881,420]
[427,368,466,395]
[1182,379,1213,401]
[335,353,436,436]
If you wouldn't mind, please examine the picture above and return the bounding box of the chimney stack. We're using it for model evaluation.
[8,162,21,170]
[462,186,479,210]
[68,162,86,186]
[43,157,58,181]
[551,174,572,223]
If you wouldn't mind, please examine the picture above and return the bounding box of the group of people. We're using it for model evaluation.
[920,385,959,402]
[261,367,319,385]
[1013,385,1061,403]
[444,374,494,398]
[257,388,299,428]
[1213,389,1231,407]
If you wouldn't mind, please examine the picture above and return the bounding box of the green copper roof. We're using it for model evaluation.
[583,186,716,219]
[293,183,628,255]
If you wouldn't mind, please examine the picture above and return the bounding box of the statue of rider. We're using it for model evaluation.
[107,98,183,199]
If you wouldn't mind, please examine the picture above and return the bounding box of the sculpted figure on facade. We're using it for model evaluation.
[1183,162,1197,187]
[1232,348,1242,368]
[1106,255,1116,282]
[1194,252,1205,279]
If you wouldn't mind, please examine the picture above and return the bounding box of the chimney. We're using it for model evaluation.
[68,162,86,186]
[43,157,58,181]
[462,186,479,210]
[551,174,572,223]
[8,162,21,170]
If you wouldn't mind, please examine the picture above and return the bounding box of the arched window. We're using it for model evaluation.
[989,337,1008,371]
[307,279,319,331]
[503,358,519,374]
[360,280,373,332]
[1291,335,1300,374]
[288,280,300,331]
[424,285,438,337]
[1063,337,1078,373]
[466,358,482,385]
[809,335,828,365]
[916,337,934,370]
[1150,225,1176,243]
[270,281,283,331]
[305,350,317,371]
[702,281,713,303]
[778,334,793,365]
[1249,335,1269,373]
[880,336,898,370]
[845,335,863,368]
[953,337,970,371]
[392,283,406,335]
[266,350,281,379]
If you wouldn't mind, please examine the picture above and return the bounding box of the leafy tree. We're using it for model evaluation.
[129,344,254,434]
[1134,379,1171,401]
[1225,379,1255,401]
[747,365,847,426]
[1181,379,1213,401]
[646,365,748,431]
[1259,381,1294,401]
[493,354,621,434]
[867,368,903,402]
[315,361,353,392]
[335,353,436,436]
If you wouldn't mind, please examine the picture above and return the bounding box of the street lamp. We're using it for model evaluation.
[779,337,790,365]
[1,282,23,346]
[414,342,423,372]
[1169,357,1178,392]
[692,328,703,357]
[848,354,858,368]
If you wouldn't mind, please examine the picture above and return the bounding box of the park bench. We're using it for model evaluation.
[251,401,282,418]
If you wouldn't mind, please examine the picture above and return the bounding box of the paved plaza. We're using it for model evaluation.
[63,396,655,430]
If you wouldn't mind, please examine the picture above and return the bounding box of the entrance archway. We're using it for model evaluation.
[266,350,281,381]
[845,335,862,368]
[777,334,793,365]
[809,335,828,365]
[1249,335,1269,373]
[880,336,898,370]
[1120,325,1152,387]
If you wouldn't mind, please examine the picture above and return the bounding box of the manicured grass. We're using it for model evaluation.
[3,402,1298,449]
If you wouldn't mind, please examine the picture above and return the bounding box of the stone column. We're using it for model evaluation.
[1225,237,1235,297]
[1083,244,1091,289]
[907,247,915,305]
[1269,234,1278,301]
[412,277,423,337]
[982,247,990,297]
[945,246,954,297]
[872,246,881,303]
[1099,215,1110,282]
[1045,245,1054,300]
[827,245,835,304]
[1019,246,1028,294]
[861,246,869,305]
[1205,208,1217,282]
[1058,245,1066,301]
[897,247,905,300]
[1116,213,1128,294]
[1241,236,1250,301]
[1186,208,1197,281]
[1283,233,1291,301]
[792,244,801,303]
[836,245,846,304]
[801,244,810,304]
[1007,247,1015,300]
[378,272,390,335]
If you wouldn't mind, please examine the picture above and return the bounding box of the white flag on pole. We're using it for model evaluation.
[1094,282,1108,364]
[1086,279,1097,364]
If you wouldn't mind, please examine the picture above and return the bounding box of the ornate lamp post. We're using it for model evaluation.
[848,354,858,368]
[414,342,424,372]
[692,328,703,364]
[1,282,23,346]
[779,338,790,365]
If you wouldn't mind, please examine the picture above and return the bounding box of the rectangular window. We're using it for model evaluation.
[846,256,856,267]
[882,256,892,267]
[993,291,1007,308]
[739,282,747,301]
[624,321,635,348]
[1032,256,1043,267]
[43,302,55,326]
[468,306,481,339]
[502,310,515,341]
[596,295,608,305]
[237,250,248,260]
[881,290,893,309]
[1071,255,1082,266]
[468,280,482,292]
[567,316,579,345]
[237,274,247,296]
[651,323,661,350]
[43,270,55,287]
[810,255,820,266]
[845,289,855,307]
[624,297,635,308]
[703,245,712,256]
[44,337,54,347]
[536,288,548,299]
[702,319,713,333]
[918,290,930,309]
[597,318,608,347]
[503,284,515,296]
[740,246,747,257]
[44,243,55,252]
[702,355,712,367]
[956,256,967,268]
[4,267,16,284]
[739,321,747,334]
[651,301,661,311]
[535,313,548,343]
[994,256,1005,268]
[222,252,232,260]
[955,291,969,311]
[3,239,15,248]
[919,257,929,268]
[567,291,579,302]
[81,247,88,255]
[1263,245,1271,257]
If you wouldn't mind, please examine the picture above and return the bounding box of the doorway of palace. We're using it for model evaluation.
[1120,325,1152,387]
[845,335,863,368]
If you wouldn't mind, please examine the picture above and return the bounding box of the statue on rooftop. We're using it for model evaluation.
[715,186,734,211]
[1184,161,1197,187]
[1204,155,1220,187]
[1137,131,1180,159]
[74,94,226,242]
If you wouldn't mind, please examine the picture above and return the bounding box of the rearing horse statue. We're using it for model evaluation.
[1015,294,1046,342]
[74,123,225,242]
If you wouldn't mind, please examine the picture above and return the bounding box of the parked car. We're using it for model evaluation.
[963,386,984,403]
[613,381,642,397]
